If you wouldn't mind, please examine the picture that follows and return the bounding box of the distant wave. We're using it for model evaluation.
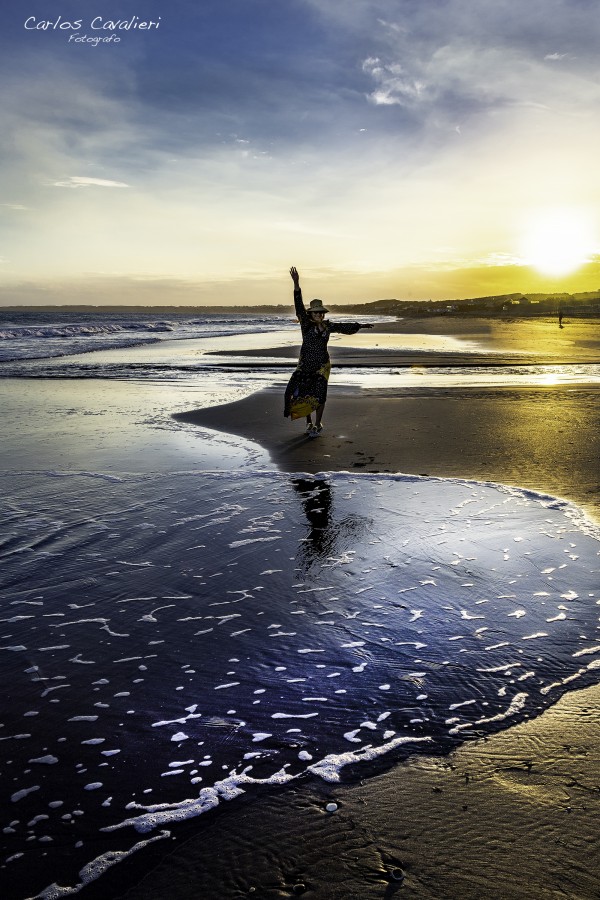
[0,313,296,363]
[0,321,175,341]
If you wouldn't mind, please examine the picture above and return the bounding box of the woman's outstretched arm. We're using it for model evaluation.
[330,321,375,334]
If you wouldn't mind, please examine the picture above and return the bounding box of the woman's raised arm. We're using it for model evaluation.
[289,266,307,321]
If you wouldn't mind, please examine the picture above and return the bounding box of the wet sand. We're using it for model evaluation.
[175,384,600,524]
[367,315,600,362]
[124,683,600,899]
[206,315,600,366]
[182,316,600,525]
[3,316,598,900]
[125,319,600,900]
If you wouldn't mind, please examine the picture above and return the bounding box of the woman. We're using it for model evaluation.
[284,266,373,436]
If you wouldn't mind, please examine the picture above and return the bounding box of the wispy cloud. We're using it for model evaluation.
[362,57,426,107]
[52,177,129,189]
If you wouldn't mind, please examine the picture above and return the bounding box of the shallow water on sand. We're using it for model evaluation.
[0,378,269,475]
[1,471,599,898]
[2,316,600,897]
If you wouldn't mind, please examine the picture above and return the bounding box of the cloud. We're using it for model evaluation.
[360,36,596,130]
[362,57,426,107]
[0,49,163,197]
[51,177,129,189]
[308,0,600,131]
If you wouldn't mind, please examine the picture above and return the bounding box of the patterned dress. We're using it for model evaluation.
[284,287,361,419]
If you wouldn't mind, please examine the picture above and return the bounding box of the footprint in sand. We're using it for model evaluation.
[353,452,376,468]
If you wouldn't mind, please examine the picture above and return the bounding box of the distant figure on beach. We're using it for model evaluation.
[284,266,373,436]
[558,303,564,328]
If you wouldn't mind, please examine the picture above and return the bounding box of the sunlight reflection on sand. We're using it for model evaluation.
[336,364,600,389]
[328,330,489,353]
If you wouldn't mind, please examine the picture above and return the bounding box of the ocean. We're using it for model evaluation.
[0,310,297,363]
[1,310,600,898]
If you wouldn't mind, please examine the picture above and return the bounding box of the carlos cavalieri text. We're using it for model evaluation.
[24,15,161,40]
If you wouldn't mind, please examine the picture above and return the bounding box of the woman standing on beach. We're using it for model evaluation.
[284,266,373,436]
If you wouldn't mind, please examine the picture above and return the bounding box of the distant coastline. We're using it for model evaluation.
[1,289,600,318]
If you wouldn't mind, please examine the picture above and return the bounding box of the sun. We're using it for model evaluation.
[520,208,596,277]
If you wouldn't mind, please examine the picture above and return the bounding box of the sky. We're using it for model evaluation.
[2,0,600,306]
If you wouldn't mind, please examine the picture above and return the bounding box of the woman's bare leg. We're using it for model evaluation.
[315,403,325,428]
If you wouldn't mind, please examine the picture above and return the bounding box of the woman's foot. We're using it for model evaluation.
[305,421,314,434]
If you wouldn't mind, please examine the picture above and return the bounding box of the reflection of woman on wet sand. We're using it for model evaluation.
[292,477,371,575]
[293,478,334,566]
[284,266,373,437]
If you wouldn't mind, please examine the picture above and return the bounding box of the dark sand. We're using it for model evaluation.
[176,384,600,523]
[124,684,600,900]
[187,318,600,525]
[122,318,600,900]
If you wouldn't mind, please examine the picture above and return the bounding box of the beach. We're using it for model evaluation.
[1,312,599,900]
[175,383,600,525]
[156,316,600,899]
[123,682,600,900]
[179,315,600,523]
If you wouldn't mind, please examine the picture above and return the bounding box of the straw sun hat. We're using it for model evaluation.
[308,298,328,314]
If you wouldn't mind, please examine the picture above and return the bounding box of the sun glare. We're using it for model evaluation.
[521,209,596,277]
